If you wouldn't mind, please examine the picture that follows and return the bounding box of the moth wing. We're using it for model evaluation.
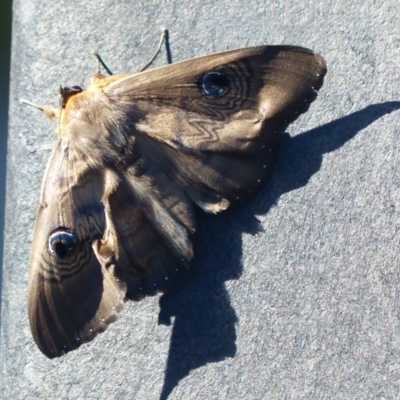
[28,139,196,357]
[108,45,326,210]
[97,158,196,301]
[27,140,125,357]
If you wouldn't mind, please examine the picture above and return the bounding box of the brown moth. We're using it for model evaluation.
[25,33,326,358]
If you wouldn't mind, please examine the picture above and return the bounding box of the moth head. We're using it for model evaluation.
[60,85,83,108]
[200,71,230,98]
[20,85,84,121]
[47,228,78,259]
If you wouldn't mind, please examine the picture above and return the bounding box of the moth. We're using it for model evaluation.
[25,32,326,358]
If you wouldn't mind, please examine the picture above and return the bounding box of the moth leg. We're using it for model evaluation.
[138,27,169,71]
[92,51,113,76]
[20,99,60,120]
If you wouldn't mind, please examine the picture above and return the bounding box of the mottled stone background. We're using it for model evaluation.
[2,1,399,399]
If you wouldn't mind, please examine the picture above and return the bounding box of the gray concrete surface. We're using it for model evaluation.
[0,0,12,334]
[1,0,399,399]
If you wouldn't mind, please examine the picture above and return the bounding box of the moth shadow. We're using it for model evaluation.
[157,101,400,400]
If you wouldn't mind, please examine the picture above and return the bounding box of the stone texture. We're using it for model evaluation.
[2,1,399,399]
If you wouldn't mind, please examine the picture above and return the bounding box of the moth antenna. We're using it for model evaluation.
[20,98,59,120]
[92,51,114,75]
[138,27,167,72]
[19,98,45,111]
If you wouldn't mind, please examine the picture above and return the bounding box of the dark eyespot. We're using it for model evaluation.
[200,71,230,98]
[48,228,77,259]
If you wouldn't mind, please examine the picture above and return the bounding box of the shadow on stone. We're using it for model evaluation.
[158,101,400,400]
